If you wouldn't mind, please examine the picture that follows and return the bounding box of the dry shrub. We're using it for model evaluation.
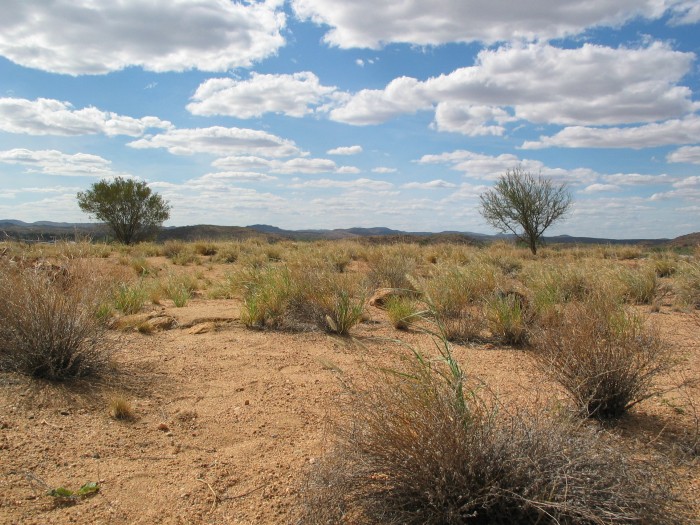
[385,296,420,330]
[533,293,672,419]
[616,264,657,304]
[486,291,530,345]
[0,261,110,381]
[674,261,700,308]
[302,342,684,524]
[287,265,366,334]
[417,264,497,342]
[366,245,420,289]
[238,262,366,334]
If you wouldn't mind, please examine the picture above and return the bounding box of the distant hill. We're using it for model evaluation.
[666,232,700,248]
[156,225,278,242]
[0,219,694,247]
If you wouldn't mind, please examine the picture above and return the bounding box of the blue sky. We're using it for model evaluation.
[0,1,699,238]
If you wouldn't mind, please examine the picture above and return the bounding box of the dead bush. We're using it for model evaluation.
[302,342,684,524]
[0,262,111,381]
[532,293,673,419]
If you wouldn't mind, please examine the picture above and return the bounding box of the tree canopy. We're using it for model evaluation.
[479,167,572,255]
[77,177,170,245]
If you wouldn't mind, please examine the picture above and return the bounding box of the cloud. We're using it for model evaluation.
[330,42,695,129]
[403,180,457,189]
[432,103,515,136]
[327,145,363,155]
[128,127,302,157]
[522,114,700,149]
[187,72,337,118]
[213,155,345,174]
[372,167,397,173]
[290,177,393,191]
[669,1,700,24]
[291,0,668,48]
[603,173,675,186]
[0,0,286,75]
[416,149,599,184]
[583,183,621,193]
[667,145,700,164]
[336,166,361,174]
[0,97,172,136]
[0,148,126,177]
[330,76,433,124]
[196,172,278,184]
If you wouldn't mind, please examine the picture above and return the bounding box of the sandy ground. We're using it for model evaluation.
[0,266,698,524]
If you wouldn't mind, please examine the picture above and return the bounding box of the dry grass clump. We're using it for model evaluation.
[238,261,366,335]
[161,272,198,307]
[674,261,700,308]
[366,245,420,290]
[417,264,498,342]
[302,340,684,525]
[109,395,135,420]
[0,261,111,381]
[112,280,148,315]
[615,264,658,304]
[286,264,366,335]
[533,292,672,419]
[486,291,530,345]
[385,296,420,330]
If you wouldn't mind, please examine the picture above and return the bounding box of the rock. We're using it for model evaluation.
[368,288,416,307]
[114,312,158,330]
[140,316,177,332]
[186,322,217,335]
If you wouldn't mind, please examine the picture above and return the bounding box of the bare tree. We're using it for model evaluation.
[480,167,572,255]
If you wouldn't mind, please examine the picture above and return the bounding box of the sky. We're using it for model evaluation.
[0,1,699,239]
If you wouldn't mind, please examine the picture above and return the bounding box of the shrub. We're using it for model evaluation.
[366,246,419,290]
[616,265,657,304]
[0,263,110,381]
[385,296,419,330]
[417,264,496,342]
[162,273,198,307]
[112,281,147,315]
[239,265,292,329]
[532,293,672,419]
[288,267,366,335]
[302,338,683,524]
[674,261,700,308]
[652,255,678,277]
[486,291,530,345]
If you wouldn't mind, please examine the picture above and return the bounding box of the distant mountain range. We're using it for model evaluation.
[1,219,694,247]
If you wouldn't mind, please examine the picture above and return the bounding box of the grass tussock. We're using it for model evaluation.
[0,261,111,381]
[302,339,685,525]
[533,292,673,419]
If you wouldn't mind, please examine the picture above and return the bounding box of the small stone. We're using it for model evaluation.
[157,423,170,432]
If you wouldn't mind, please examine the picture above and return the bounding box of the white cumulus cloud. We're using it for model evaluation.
[128,127,302,157]
[291,0,669,48]
[0,148,126,178]
[0,97,172,136]
[522,114,700,149]
[403,180,457,189]
[327,145,363,155]
[667,145,700,164]
[330,42,695,129]
[187,72,337,118]
[0,0,286,75]
[290,177,393,191]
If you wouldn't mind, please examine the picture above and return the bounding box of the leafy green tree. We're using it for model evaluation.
[77,177,170,245]
[479,167,572,255]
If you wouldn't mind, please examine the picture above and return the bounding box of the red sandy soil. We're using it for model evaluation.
[0,263,698,525]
